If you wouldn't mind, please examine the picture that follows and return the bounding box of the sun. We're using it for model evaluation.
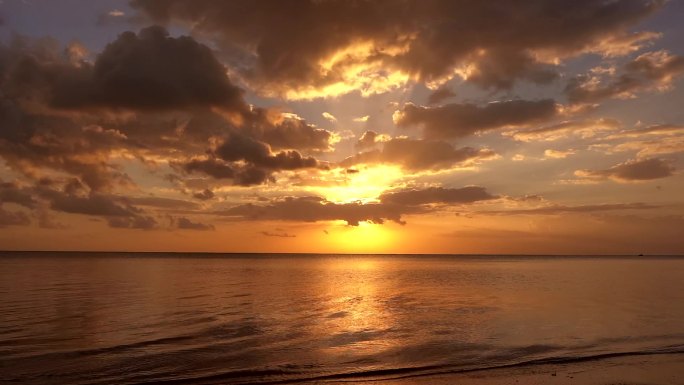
[312,165,405,204]
[324,221,397,253]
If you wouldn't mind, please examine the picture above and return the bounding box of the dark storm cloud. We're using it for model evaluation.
[565,50,684,104]
[395,100,558,139]
[379,186,497,206]
[575,158,675,182]
[342,138,496,171]
[132,0,664,97]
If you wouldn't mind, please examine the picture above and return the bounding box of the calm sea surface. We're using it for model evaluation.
[1,253,683,384]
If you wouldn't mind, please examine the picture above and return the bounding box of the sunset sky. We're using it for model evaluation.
[0,0,683,254]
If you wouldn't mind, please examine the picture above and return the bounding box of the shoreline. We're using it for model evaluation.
[336,353,684,385]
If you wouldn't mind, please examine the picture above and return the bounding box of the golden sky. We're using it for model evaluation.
[0,0,683,254]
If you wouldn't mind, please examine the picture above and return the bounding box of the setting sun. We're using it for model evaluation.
[324,221,398,253]
[312,165,405,203]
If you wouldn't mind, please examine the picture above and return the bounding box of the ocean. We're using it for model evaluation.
[1,253,683,384]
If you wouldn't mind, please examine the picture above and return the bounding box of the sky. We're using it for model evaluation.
[0,0,683,254]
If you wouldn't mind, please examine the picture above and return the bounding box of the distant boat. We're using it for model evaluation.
[638,253,644,257]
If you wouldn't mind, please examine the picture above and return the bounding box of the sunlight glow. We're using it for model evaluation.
[325,221,397,253]
[312,165,405,203]
[281,40,413,100]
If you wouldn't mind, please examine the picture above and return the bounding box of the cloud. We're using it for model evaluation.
[608,138,684,158]
[427,87,456,105]
[341,138,497,172]
[261,231,296,238]
[0,178,239,231]
[0,32,239,191]
[355,130,390,150]
[192,189,214,201]
[0,207,31,227]
[507,118,620,142]
[2,27,244,112]
[544,149,576,159]
[98,9,129,26]
[218,196,421,226]
[54,194,157,229]
[565,50,684,104]
[575,158,675,182]
[0,178,229,231]
[353,115,370,123]
[0,181,37,208]
[0,100,133,191]
[48,193,142,217]
[175,217,214,231]
[379,186,497,206]
[107,215,158,229]
[48,26,245,111]
[394,100,558,139]
[132,0,664,99]
[127,196,200,210]
[247,110,334,151]
[0,32,338,192]
[177,158,273,186]
[590,124,684,158]
[175,133,321,186]
[322,112,338,123]
[482,202,660,215]
[218,185,499,226]
[214,133,319,169]
[1,34,326,190]
[605,124,684,139]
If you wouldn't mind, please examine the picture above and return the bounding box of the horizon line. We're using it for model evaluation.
[1,250,682,257]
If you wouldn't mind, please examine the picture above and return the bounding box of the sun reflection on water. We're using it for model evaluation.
[314,257,397,357]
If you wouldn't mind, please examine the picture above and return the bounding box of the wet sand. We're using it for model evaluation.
[340,353,684,385]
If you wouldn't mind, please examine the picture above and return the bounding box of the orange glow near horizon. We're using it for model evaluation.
[324,222,398,254]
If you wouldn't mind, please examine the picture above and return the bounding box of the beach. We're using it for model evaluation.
[366,353,684,385]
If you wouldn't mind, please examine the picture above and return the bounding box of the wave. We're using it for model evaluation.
[111,346,684,385]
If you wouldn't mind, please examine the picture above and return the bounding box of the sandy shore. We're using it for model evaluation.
[335,353,684,385]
